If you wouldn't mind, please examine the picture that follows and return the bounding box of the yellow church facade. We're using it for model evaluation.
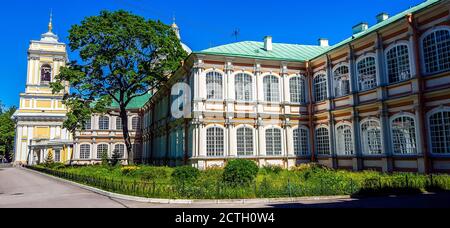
[12,18,73,165]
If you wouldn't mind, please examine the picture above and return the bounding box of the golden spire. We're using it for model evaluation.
[48,10,53,32]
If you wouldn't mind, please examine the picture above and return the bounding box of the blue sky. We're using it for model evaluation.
[0,0,424,108]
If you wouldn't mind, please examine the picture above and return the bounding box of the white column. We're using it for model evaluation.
[199,124,206,157]
[286,125,294,156]
[229,123,236,157]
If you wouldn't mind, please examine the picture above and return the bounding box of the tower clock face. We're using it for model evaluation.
[41,65,52,82]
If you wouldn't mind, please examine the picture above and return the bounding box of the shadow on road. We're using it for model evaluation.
[270,191,450,208]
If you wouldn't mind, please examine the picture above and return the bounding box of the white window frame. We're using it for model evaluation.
[293,126,310,156]
[132,116,140,130]
[206,126,224,157]
[83,117,92,130]
[313,71,328,102]
[315,125,330,155]
[332,63,351,97]
[236,125,254,156]
[234,72,254,102]
[113,144,126,158]
[335,122,354,156]
[116,117,123,130]
[262,74,281,103]
[54,149,61,162]
[427,106,450,155]
[205,71,224,100]
[265,126,283,156]
[98,116,110,130]
[390,113,418,155]
[384,41,413,84]
[289,74,307,104]
[79,144,91,160]
[96,144,109,159]
[360,118,383,155]
[420,26,450,75]
[356,54,378,91]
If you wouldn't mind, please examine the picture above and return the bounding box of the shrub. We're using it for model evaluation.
[223,159,259,186]
[120,166,140,176]
[262,165,283,174]
[140,167,170,182]
[171,166,200,184]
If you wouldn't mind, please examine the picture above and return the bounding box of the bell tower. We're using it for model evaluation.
[12,14,73,165]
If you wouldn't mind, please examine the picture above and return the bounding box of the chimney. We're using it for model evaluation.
[352,22,369,34]
[376,13,389,23]
[318,38,329,47]
[264,36,273,51]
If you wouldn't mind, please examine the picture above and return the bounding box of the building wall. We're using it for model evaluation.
[142,1,450,173]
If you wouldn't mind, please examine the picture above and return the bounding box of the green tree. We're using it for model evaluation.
[0,105,16,163]
[51,10,187,164]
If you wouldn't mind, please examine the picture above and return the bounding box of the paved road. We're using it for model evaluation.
[1,167,449,208]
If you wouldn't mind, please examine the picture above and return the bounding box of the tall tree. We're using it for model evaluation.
[51,10,187,164]
[0,106,17,162]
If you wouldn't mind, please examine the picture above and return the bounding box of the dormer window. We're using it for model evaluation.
[41,64,52,83]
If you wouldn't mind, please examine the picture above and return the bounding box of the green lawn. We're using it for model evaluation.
[30,163,450,199]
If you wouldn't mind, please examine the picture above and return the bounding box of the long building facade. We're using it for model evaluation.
[13,0,450,173]
[141,0,450,173]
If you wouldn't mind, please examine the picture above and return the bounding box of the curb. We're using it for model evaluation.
[23,167,351,205]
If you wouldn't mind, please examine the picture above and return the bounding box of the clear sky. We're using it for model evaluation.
[0,0,425,108]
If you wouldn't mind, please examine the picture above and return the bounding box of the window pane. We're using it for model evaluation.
[237,127,254,156]
[294,127,309,155]
[391,116,417,154]
[266,128,282,156]
[114,144,125,158]
[207,127,224,157]
[429,111,450,154]
[357,57,377,91]
[423,29,450,74]
[334,66,350,97]
[263,75,280,102]
[97,144,108,159]
[361,120,382,155]
[80,145,91,160]
[206,72,223,100]
[116,117,123,130]
[387,45,410,83]
[315,128,330,155]
[336,125,354,155]
[235,73,253,101]
[99,116,109,130]
[290,76,306,103]
[314,74,327,102]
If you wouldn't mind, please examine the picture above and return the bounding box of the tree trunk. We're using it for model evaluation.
[120,106,133,165]
[69,132,76,166]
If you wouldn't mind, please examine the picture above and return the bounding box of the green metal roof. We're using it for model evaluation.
[109,92,152,109]
[196,0,441,62]
[196,41,330,62]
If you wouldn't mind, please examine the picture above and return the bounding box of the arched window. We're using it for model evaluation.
[266,128,282,156]
[80,144,91,160]
[361,119,382,155]
[235,73,253,101]
[40,64,52,83]
[293,127,309,155]
[96,144,109,159]
[206,71,223,100]
[333,65,350,97]
[116,117,123,130]
[83,118,92,130]
[132,117,140,130]
[386,44,411,83]
[315,127,330,155]
[263,75,280,102]
[357,56,377,91]
[114,144,125,158]
[429,110,450,154]
[314,74,327,102]
[391,115,417,154]
[99,116,109,130]
[336,124,354,155]
[236,127,253,156]
[290,76,306,104]
[206,127,224,157]
[422,28,450,74]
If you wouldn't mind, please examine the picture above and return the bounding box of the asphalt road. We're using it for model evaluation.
[0,167,449,208]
